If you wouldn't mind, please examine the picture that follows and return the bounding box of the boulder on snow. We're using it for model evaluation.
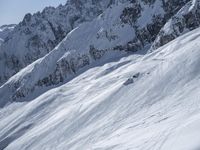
[123,78,134,86]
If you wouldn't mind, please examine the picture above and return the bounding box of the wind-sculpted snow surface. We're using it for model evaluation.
[0,28,200,149]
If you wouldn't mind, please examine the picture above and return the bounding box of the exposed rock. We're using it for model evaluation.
[152,0,200,49]
[123,78,134,85]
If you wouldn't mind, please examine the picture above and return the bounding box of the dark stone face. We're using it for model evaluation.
[119,0,191,52]
[163,0,190,15]
[120,2,142,25]
[141,0,156,5]
[89,45,105,60]
[184,10,200,30]
[22,13,32,25]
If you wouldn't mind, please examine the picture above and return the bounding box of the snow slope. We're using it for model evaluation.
[0,27,200,150]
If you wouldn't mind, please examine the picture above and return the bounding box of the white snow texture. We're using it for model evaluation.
[0,0,200,150]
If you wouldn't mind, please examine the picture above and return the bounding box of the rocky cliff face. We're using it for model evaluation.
[152,0,200,49]
[1,0,200,106]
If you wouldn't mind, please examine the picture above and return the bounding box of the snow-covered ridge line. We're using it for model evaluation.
[1,0,198,106]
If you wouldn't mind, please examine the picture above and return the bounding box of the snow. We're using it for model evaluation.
[161,114,200,150]
[61,2,134,53]
[136,0,165,29]
[0,25,15,38]
[0,26,200,149]
[0,24,15,44]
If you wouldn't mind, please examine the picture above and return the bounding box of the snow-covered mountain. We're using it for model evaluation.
[0,0,114,85]
[0,0,194,86]
[2,0,199,104]
[0,26,200,150]
[0,0,200,149]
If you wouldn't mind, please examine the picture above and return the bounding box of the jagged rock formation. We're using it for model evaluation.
[152,0,200,49]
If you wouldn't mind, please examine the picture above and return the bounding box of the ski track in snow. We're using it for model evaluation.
[0,28,200,149]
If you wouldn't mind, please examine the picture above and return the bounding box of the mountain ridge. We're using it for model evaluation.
[0,0,115,85]
[1,0,200,106]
